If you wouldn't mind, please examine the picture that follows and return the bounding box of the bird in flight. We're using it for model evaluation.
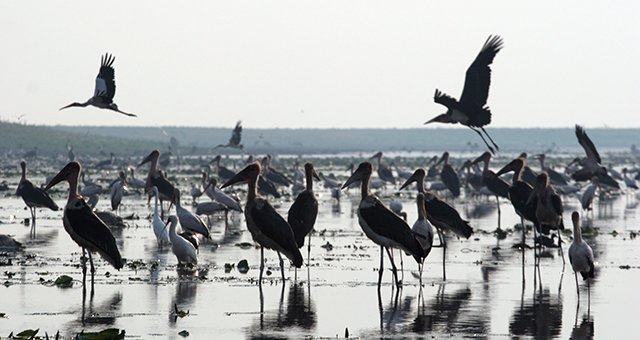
[425,35,503,153]
[60,53,136,117]
[214,120,248,153]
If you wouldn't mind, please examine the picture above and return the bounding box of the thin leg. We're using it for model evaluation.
[307,234,312,267]
[378,246,384,288]
[496,196,501,229]
[470,127,495,154]
[557,229,566,265]
[521,217,526,246]
[574,272,580,300]
[259,247,265,286]
[88,251,95,290]
[480,127,500,152]
[277,251,286,282]
[30,207,37,237]
[82,248,88,285]
[385,247,399,287]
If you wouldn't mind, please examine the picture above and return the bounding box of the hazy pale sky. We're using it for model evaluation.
[2,2,639,129]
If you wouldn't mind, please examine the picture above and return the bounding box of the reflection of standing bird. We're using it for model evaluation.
[16,161,59,233]
[59,53,136,117]
[44,161,123,288]
[221,162,302,283]
[568,211,594,300]
[288,162,320,265]
[425,36,503,153]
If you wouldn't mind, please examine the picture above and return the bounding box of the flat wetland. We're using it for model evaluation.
[0,155,639,339]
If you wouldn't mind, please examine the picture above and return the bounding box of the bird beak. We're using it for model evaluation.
[203,179,213,192]
[44,162,78,191]
[59,103,75,111]
[312,169,321,181]
[168,193,176,211]
[220,167,250,189]
[341,171,360,189]
[399,172,419,191]
[494,161,515,178]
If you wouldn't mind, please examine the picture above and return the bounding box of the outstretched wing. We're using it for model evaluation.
[459,35,503,107]
[230,121,242,146]
[433,89,458,109]
[575,125,601,164]
[94,53,116,102]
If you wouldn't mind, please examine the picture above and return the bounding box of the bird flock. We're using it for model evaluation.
[8,36,639,314]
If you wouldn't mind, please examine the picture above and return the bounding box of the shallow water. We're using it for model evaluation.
[1,173,639,339]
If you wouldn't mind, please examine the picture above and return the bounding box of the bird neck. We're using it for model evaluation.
[360,172,372,200]
[68,171,80,203]
[305,169,314,192]
[247,175,259,202]
[573,223,582,244]
[513,164,523,183]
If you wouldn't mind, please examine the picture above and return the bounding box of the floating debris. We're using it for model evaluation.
[237,260,249,274]
[54,275,73,288]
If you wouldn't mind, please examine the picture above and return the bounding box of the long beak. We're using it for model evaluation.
[138,152,155,168]
[312,169,320,181]
[44,163,76,191]
[341,171,359,189]
[59,103,75,111]
[203,179,214,192]
[399,172,419,191]
[220,168,248,189]
[424,115,440,125]
[494,161,515,178]
[168,194,176,211]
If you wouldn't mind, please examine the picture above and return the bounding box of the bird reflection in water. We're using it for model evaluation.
[378,288,415,333]
[170,281,199,324]
[509,285,563,338]
[572,313,594,339]
[248,281,317,338]
[412,285,476,334]
[72,289,122,328]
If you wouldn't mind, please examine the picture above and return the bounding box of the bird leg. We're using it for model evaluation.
[557,229,566,265]
[307,234,312,267]
[277,251,286,282]
[82,248,88,285]
[385,247,400,287]
[259,247,265,286]
[470,127,496,154]
[481,127,500,152]
[574,272,580,301]
[88,251,96,290]
[378,246,384,289]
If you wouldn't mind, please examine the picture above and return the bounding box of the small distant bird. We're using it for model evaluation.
[568,211,594,300]
[214,120,248,153]
[425,36,504,153]
[60,53,136,117]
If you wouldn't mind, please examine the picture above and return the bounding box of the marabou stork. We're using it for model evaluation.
[568,211,594,301]
[60,53,136,117]
[166,215,198,265]
[533,154,568,185]
[190,172,207,203]
[391,162,413,180]
[138,150,175,216]
[341,161,425,287]
[210,155,236,181]
[622,168,638,190]
[516,152,539,187]
[214,120,248,154]
[44,161,123,288]
[399,168,472,247]
[110,171,128,212]
[426,35,503,153]
[527,172,565,263]
[287,162,320,266]
[426,156,440,179]
[436,151,461,197]
[412,193,434,285]
[16,161,59,234]
[151,186,170,245]
[169,188,210,238]
[494,158,541,247]
[203,177,243,225]
[128,168,146,191]
[369,151,396,184]
[262,155,292,186]
[572,125,619,188]
[221,162,303,283]
[471,151,509,227]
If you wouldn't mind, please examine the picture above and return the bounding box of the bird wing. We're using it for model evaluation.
[94,54,116,102]
[459,35,503,107]
[424,193,473,238]
[287,191,319,247]
[249,199,301,266]
[231,121,242,146]
[575,125,601,164]
[440,165,461,197]
[66,200,123,269]
[551,192,563,215]
[433,89,459,109]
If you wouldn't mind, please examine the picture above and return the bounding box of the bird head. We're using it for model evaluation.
[341,161,373,189]
[399,168,426,191]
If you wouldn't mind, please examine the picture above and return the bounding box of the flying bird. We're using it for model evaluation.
[214,120,248,153]
[425,36,503,153]
[60,53,136,117]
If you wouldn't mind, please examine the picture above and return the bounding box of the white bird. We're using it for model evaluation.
[203,178,243,213]
[152,187,170,244]
[412,193,434,285]
[167,215,198,265]
[110,171,128,212]
[568,211,594,300]
[576,177,602,211]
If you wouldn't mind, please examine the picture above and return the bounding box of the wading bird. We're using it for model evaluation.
[568,211,594,301]
[425,36,504,153]
[214,120,248,153]
[527,172,565,263]
[151,186,170,245]
[221,162,302,283]
[60,53,136,117]
[210,155,236,181]
[533,154,568,185]
[399,168,472,247]
[288,162,320,266]
[341,161,425,287]
[436,151,461,197]
[166,215,198,265]
[170,188,210,238]
[572,125,619,189]
[471,151,510,227]
[369,151,396,184]
[138,150,175,215]
[44,161,123,288]
[412,193,434,285]
[110,171,128,212]
[16,161,59,234]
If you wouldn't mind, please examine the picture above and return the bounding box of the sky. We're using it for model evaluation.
[1,1,639,130]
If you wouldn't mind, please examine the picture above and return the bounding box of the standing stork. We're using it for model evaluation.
[60,53,136,117]
[16,161,59,235]
[110,171,128,212]
[412,193,434,286]
[214,120,248,153]
[166,215,198,265]
[436,151,461,198]
[151,187,170,245]
[169,188,210,239]
[221,162,303,283]
[43,161,123,288]
[341,161,425,287]
[568,211,594,302]
[138,150,175,216]
[425,36,503,153]
[369,151,396,184]
[471,151,510,227]
[287,162,320,266]
[210,155,236,181]
[527,172,566,263]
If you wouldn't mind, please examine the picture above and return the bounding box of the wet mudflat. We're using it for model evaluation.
[1,169,639,339]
